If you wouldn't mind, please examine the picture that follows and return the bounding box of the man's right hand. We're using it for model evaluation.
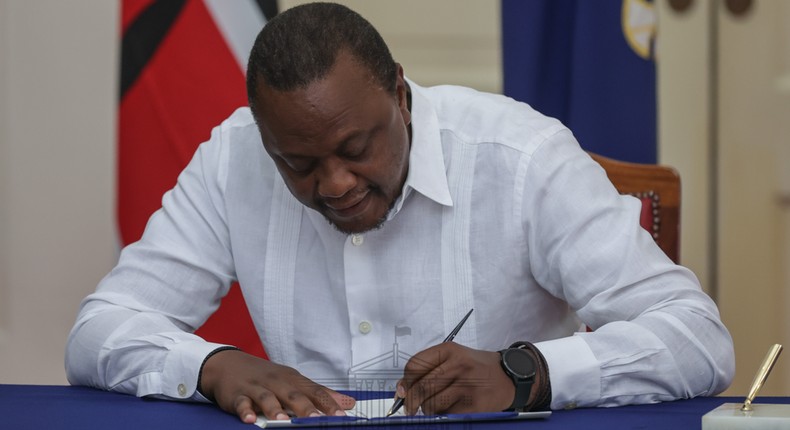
[198,349,356,423]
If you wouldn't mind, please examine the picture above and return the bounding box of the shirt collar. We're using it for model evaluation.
[390,79,453,217]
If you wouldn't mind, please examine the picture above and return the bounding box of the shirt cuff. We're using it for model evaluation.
[161,340,234,402]
[535,334,600,410]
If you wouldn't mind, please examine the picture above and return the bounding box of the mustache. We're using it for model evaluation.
[314,186,378,210]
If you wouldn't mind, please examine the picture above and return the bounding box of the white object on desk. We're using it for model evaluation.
[702,402,790,430]
[254,397,551,428]
[703,344,786,429]
[255,397,406,428]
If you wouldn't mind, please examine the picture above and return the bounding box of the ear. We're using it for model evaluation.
[395,64,411,126]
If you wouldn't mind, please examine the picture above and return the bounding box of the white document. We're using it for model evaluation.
[255,397,406,428]
[254,397,550,428]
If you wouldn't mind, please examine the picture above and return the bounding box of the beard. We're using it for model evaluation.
[324,209,389,235]
[316,185,400,235]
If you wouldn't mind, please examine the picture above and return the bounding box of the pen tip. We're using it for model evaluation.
[386,397,404,417]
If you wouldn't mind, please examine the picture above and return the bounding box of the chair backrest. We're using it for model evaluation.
[589,153,681,263]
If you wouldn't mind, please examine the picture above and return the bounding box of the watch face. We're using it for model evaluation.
[504,348,536,379]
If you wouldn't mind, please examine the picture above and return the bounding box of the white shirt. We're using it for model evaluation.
[66,81,734,409]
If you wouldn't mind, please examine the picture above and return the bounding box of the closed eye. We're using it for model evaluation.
[281,156,315,174]
[343,147,366,161]
[341,137,370,161]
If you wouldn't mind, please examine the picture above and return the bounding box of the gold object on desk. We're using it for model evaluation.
[702,344,787,430]
[741,344,783,412]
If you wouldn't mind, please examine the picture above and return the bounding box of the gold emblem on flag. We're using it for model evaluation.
[622,0,657,60]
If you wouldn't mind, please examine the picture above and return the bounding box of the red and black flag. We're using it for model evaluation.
[119,0,277,358]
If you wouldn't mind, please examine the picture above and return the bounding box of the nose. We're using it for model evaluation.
[316,157,356,198]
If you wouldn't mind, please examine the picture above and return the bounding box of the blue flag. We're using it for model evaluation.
[502,0,657,163]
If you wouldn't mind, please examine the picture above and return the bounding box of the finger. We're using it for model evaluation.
[404,376,456,415]
[328,389,357,410]
[278,386,322,417]
[307,386,342,416]
[233,396,257,423]
[403,363,459,415]
[400,343,449,393]
[233,395,277,424]
[400,349,440,391]
[395,381,406,400]
[306,385,357,416]
[401,346,456,415]
[419,382,469,415]
[248,371,323,418]
[243,388,290,421]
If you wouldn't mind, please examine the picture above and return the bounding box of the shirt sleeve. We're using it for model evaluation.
[522,131,735,409]
[65,124,237,401]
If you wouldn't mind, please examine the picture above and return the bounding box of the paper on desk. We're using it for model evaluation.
[255,398,551,428]
[254,397,408,428]
[347,397,410,418]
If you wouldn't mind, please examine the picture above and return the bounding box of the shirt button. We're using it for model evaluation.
[351,234,364,246]
[177,383,187,397]
[564,402,577,410]
[358,321,372,334]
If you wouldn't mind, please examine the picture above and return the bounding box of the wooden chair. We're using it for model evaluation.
[589,153,681,263]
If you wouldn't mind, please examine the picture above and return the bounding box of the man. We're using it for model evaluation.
[66,2,734,424]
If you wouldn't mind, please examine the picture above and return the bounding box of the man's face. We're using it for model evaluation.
[254,52,411,234]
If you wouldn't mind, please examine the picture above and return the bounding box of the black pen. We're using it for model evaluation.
[385,308,474,417]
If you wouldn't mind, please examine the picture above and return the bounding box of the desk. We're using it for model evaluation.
[1,384,788,429]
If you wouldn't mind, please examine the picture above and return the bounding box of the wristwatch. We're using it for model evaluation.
[499,346,537,411]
